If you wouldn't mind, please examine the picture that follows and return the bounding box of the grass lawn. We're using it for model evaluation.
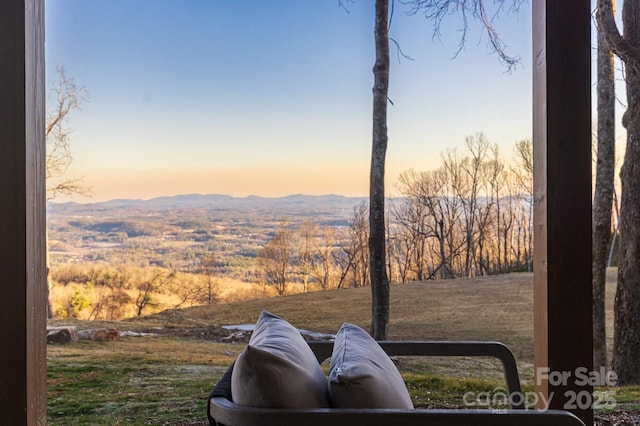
[47,269,639,425]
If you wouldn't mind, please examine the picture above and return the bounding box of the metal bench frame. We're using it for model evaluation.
[209,341,585,426]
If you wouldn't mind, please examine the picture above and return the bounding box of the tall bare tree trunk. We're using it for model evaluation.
[593,0,616,371]
[370,0,390,340]
[45,69,88,319]
[614,54,640,382]
[598,0,640,385]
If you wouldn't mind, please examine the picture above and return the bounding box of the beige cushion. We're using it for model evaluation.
[230,310,330,408]
[328,323,414,409]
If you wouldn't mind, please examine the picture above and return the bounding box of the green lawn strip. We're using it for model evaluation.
[597,386,640,412]
[48,359,640,424]
[405,373,640,413]
[405,373,504,408]
[47,361,223,425]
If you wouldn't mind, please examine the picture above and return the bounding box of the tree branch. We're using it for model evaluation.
[597,0,640,70]
[46,68,90,200]
[401,0,523,71]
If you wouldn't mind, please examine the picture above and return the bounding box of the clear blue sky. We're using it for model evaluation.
[45,0,533,202]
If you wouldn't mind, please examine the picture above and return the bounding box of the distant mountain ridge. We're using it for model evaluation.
[47,193,369,216]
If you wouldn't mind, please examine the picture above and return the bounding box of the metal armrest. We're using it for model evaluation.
[309,340,524,409]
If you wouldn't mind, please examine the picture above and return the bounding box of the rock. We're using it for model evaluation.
[120,330,159,337]
[77,328,119,341]
[47,326,79,344]
[221,331,251,343]
[299,329,335,341]
[222,324,255,332]
[222,324,335,342]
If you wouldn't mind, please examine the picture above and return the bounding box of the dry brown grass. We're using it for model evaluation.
[47,269,632,424]
[124,269,620,383]
[54,269,620,361]
[140,273,533,348]
[140,270,620,345]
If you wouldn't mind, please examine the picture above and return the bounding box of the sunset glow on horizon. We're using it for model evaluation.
[68,164,372,203]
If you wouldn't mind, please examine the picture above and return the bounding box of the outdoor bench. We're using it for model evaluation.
[208,341,586,426]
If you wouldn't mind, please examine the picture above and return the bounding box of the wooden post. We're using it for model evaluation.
[533,1,593,425]
[0,0,47,424]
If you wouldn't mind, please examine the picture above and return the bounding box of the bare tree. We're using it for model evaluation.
[442,147,478,276]
[370,0,392,340]
[498,171,518,272]
[296,220,317,292]
[258,223,294,296]
[87,266,131,321]
[459,133,491,276]
[487,145,506,272]
[46,68,89,200]
[350,203,371,288]
[390,196,429,282]
[512,139,533,271]
[597,0,640,384]
[311,226,338,290]
[368,0,524,339]
[195,253,221,305]
[396,170,445,280]
[170,273,204,309]
[593,0,616,372]
[333,221,361,290]
[392,135,542,280]
[333,246,355,290]
[402,0,524,71]
[134,269,174,317]
[45,68,89,319]
[397,167,464,279]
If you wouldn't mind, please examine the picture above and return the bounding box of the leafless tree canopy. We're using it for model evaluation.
[46,68,89,200]
[393,135,532,280]
[250,137,533,297]
[258,223,294,296]
[401,0,526,71]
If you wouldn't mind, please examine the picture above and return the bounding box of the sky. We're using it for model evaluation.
[45,0,534,203]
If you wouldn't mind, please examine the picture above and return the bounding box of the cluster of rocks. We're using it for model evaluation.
[47,326,119,344]
[46,324,335,345]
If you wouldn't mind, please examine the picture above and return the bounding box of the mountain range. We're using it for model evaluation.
[47,193,369,218]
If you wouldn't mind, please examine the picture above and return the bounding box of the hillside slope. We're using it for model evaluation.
[135,270,618,363]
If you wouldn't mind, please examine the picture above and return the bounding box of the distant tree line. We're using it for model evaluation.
[390,134,533,281]
[258,208,372,296]
[257,134,534,295]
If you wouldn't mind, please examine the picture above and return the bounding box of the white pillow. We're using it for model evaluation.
[328,323,414,409]
[230,310,330,408]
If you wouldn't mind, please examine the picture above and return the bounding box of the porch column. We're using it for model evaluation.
[533,1,593,425]
[0,0,47,423]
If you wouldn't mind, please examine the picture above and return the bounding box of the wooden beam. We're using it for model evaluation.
[0,0,47,424]
[533,1,593,425]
